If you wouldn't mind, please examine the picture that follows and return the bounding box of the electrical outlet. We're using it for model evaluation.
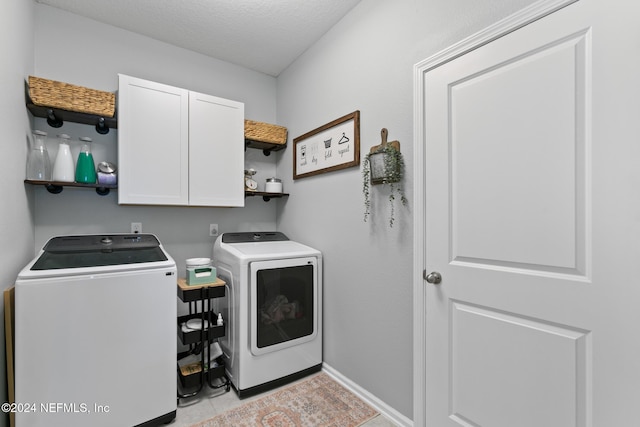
[209,224,219,237]
[131,222,142,234]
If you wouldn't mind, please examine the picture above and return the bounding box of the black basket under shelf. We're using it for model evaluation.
[177,312,226,345]
[177,282,225,303]
[177,353,226,389]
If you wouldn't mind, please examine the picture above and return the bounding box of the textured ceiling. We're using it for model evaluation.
[36,0,362,77]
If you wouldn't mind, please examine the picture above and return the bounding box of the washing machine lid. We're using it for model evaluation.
[216,232,320,260]
[22,234,172,276]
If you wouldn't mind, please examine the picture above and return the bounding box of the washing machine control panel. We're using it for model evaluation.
[221,232,289,243]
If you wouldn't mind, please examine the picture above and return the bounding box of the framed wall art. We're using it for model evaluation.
[293,111,360,179]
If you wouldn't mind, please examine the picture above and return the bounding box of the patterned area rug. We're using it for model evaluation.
[191,372,379,427]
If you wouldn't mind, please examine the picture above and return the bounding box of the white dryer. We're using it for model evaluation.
[213,232,322,398]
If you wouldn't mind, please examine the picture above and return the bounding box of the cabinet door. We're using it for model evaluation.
[118,74,189,205]
[188,91,245,207]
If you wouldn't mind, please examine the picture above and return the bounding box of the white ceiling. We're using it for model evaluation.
[36,0,362,77]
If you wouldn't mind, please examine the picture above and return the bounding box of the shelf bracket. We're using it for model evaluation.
[95,117,110,135]
[46,109,63,128]
[45,184,63,194]
[38,182,111,196]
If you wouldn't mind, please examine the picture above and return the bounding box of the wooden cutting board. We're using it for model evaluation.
[369,128,400,154]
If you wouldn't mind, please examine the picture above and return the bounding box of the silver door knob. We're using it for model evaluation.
[424,271,442,284]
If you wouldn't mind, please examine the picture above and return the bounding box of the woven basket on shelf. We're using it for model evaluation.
[244,120,287,145]
[28,76,116,117]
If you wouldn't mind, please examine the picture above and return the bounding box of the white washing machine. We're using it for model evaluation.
[213,232,322,398]
[14,234,177,427]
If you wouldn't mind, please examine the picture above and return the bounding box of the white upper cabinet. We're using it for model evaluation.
[117,74,245,207]
[118,75,189,205]
[188,91,244,206]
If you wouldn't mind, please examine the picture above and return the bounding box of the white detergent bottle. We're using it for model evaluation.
[52,134,75,182]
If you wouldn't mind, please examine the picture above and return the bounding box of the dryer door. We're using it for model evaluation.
[249,257,318,356]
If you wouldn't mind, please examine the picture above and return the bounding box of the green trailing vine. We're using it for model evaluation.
[363,139,408,227]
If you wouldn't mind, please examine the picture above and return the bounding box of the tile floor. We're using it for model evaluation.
[169,374,398,426]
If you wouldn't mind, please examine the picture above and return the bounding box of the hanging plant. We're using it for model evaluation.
[363,129,408,227]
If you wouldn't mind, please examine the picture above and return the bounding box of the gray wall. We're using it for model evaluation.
[32,5,280,283]
[276,0,537,420]
[1,1,542,425]
[0,1,35,426]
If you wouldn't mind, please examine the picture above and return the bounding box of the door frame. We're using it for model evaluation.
[412,0,578,425]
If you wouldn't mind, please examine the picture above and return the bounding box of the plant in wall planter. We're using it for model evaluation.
[363,128,408,227]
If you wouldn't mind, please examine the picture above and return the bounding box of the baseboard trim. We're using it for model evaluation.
[322,363,413,427]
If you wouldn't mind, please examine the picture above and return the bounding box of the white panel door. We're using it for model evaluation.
[415,0,640,425]
[118,74,189,205]
[189,91,244,207]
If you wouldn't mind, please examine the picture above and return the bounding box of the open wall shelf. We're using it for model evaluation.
[26,102,117,134]
[245,191,289,202]
[245,139,287,156]
[25,179,116,196]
